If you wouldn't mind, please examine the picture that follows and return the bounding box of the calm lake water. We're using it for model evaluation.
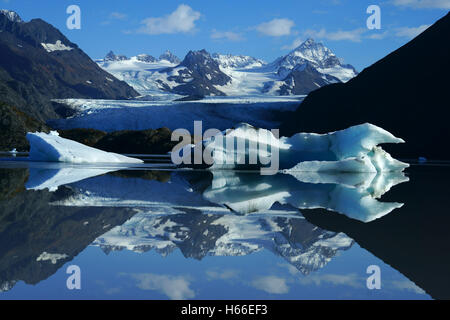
[0,159,449,300]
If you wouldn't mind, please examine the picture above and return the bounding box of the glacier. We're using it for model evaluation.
[177,122,409,173]
[49,97,300,133]
[26,131,143,164]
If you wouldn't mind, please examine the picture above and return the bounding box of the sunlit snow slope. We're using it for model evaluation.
[96,39,357,98]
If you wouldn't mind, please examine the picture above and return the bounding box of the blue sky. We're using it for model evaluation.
[2,0,449,70]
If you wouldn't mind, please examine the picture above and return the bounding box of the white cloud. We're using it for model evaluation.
[277,263,301,275]
[138,4,201,35]
[256,18,295,37]
[390,280,426,294]
[206,269,240,280]
[110,12,127,20]
[129,273,195,300]
[211,30,245,42]
[281,38,304,50]
[303,28,366,42]
[251,276,289,294]
[395,24,430,38]
[298,273,364,288]
[392,0,450,9]
[367,31,390,40]
[282,23,429,47]
[101,12,128,25]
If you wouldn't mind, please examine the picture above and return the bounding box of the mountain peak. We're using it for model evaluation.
[136,53,156,63]
[290,38,332,56]
[104,50,127,61]
[302,38,316,46]
[270,38,357,83]
[159,50,180,64]
[274,38,341,73]
[161,49,173,55]
[186,49,209,57]
[0,9,23,23]
[212,53,266,69]
[181,49,213,66]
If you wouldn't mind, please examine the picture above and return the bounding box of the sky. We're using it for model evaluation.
[1,0,449,70]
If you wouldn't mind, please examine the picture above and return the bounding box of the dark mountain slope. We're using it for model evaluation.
[277,63,341,95]
[281,12,450,160]
[0,101,50,151]
[0,10,139,122]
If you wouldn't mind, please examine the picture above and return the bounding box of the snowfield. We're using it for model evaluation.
[96,57,182,97]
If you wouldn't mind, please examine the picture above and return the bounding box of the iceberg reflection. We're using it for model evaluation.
[0,163,419,296]
[25,163,146,192]
[193,171,408,222]
[23,163,409,223]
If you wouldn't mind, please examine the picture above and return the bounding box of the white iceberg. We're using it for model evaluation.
[26,131,143,164]
[177,122,409,173]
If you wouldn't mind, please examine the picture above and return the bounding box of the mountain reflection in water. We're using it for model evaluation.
[0,162,448,299]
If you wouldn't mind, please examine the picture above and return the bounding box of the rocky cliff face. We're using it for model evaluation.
[160,49,232,96]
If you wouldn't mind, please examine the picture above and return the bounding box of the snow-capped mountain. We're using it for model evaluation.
[159,50,181,64]
[96,52,178,98]
[104,50,128,62]
[97,39,357,98]
[99,50,172,64]
[212,53,266,69]
[136,54,157,63]
[97,49,232,97]
[161,49,232,96]
[272,38,357,81]
[0,9,22,23]
[260,39,358,95]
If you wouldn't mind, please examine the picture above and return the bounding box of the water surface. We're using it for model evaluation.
[0,160,448,300]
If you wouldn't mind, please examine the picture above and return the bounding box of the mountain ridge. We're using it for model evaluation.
[0,9,139,121]
[97,39,357,98]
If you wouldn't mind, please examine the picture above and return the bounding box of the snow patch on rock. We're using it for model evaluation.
[41,40,73,53]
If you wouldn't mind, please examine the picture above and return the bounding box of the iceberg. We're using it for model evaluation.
[176,123,409,173]
[26,131,143,164]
